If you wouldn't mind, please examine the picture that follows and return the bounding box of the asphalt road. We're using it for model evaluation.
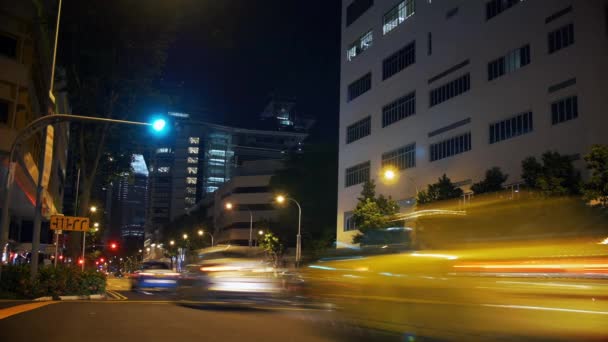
[0,291,394,342]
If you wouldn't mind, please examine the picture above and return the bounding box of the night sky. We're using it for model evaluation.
[162,0,342,140]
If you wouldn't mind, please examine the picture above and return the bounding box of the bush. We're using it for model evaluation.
[0,265,106,299]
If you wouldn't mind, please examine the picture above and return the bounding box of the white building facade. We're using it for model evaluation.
[337,0,608,245]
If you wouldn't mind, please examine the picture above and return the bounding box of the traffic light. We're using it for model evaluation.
[110,242,118,250]
[78,258,84,265]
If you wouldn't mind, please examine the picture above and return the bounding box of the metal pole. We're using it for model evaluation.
[289,198,302,266]
[49,0,62,96]
[74,168,80,214]
[248,210,253,247]
[30,127,49,280]
[53,230,60,266]
[81,231,86,271]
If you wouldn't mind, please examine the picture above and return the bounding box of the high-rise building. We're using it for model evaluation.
[259,97,315,132]
[104,155,148,252]
[337,0,608,246]
[146,112,307,243]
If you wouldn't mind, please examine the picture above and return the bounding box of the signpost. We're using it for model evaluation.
[50,215,90,269]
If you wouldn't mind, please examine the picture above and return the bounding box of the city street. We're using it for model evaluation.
[0,292,367,342]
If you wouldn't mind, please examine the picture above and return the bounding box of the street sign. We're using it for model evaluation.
[50,215,90,232]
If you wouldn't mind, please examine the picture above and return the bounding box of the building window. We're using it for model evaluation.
[486,0,523,21]
[187,157,198,164]
[189,137,200,145]
[0,100,9,125]
[382,41,415,80]
[382,91,415,127]
[185,197,196,205]
[430,132,471,162]
[345,161,370,187]
[551,96,578,125]
[344,212,357,232]
[347,73,372,102]
[548,23,574,54]
[382,143,416,170]
[383,0,416,35]
[0,34,17,59]
[188,147,199,154]
[186,187,197,195]
[156,147,171,154]
[187,167,198,175]
[429,73,470,107]
[488,45,530,81]
[186,177,197,185]
[346,0,374,27]
[157,166,170,173]
[347,30,373,61]
[346,116,371,144]
[489,111,533,144]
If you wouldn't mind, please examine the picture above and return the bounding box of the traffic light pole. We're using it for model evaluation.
[1,114,154,271]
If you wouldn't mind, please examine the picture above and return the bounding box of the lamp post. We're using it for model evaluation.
[225,202,253,247]
[382,168,419,194]
[275,195,302,266]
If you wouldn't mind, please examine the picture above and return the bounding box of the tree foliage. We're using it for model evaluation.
[269,142,338,248]
[521,151,580,196]
[416,174,463,204]
[583,145,608,206]
[352,180,399,244]
[258,232,284,268]
[470,167,508,194]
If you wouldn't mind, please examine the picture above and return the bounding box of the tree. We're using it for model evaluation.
[258,232,284,268]
[352,180,399,244]
[583,145,608,206]
[269,142,338,249]
[521,151,580,196]
[416,174,463,204]
[471,167,508,194]
[59,2,181,256]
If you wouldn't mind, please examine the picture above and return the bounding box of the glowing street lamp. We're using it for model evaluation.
[183,233,188,240]
[275,194,302,265]
[90,206,97,213]
[170,240,175,246]
[198,229,203,236]
[224,202,233,210]
[258,230,264,236]
[383,169,396,181]
[93,222,99,228]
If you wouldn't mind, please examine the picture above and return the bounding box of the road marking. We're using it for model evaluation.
[0,301,57,320]
[106,290,128,300]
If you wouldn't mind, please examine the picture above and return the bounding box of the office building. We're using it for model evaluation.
[337,0,608,245]
[146,112,307,243]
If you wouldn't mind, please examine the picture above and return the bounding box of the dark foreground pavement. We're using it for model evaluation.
[0,299,369,342]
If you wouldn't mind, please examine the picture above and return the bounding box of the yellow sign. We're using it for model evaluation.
[50,215,90,232]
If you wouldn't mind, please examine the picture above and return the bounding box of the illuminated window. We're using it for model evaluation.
[188,147,199,154]
[158,166,170,173]
[186,177,197,185]
[189,137,200,145]
[187,167,198,175]
[383,0,415,35]
[187,157,198,164]
[156,147,171,154]
[186,187,196,195]
[347,30,373,61]
[185,197,196,205]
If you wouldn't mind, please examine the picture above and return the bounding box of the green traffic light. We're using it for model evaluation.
[152,118,166,132]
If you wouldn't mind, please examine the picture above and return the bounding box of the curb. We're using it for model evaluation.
[33,294,107,301]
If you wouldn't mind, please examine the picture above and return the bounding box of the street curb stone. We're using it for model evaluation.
[33,293,106,301]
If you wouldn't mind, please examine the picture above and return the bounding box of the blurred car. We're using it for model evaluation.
[176,245,302,306]
[131,261,179,291]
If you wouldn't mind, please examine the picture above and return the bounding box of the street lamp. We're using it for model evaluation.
[198,229,203,236]
[225,202,254,247]
[258,230,264,236]
[90,206,97,213]
[383,169,396,181]
[275,194,302,265]
[151,243,156,248]
[170,240,175,246]
[146,247,150,252]
[183,234,188,240]
[93,222,99,228]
